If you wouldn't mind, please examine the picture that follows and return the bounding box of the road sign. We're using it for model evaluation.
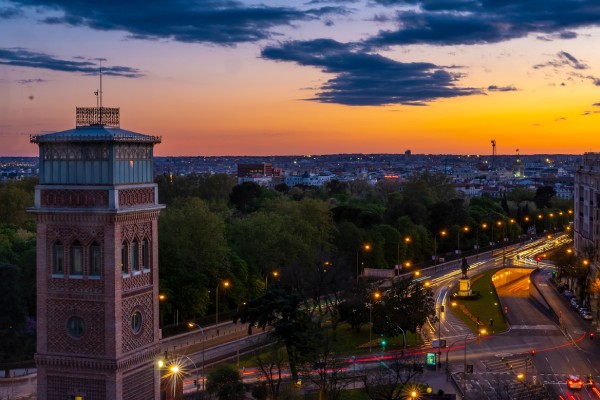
[426,353,436,366]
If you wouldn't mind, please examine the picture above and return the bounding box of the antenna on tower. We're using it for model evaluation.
[99,61,103,124]
[491,139,496,170]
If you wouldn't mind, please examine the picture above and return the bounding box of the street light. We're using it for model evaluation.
[476,223,487,257]
[216,280,230,334]
[162,354,199,398]
[456,226,469,255]
[397,236,411,271]
[187,322,206,392]
[357,243,371,283]
[265,271,279,289]
[369,291,381,353]
[434,230,447,265]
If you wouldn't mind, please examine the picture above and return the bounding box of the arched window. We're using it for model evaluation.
[131,240,140,272]
[53,241,64,274]
[70,241,83,276]
[141,239,149,270]
[89,242,101,276]
[121,242,128,274]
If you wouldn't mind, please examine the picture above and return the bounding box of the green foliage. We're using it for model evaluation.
[534,186,556,209]
[372,277,436,336]
[0,179,36,226]
[156,172,236,207]
[206,364,244,400]
[235,287,318,381]
[158,197,234,320]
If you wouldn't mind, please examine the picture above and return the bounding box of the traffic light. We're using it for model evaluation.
[193,379,197,387]
[381,338,387,347]
[530,349,536,357]
[591,332,595,340]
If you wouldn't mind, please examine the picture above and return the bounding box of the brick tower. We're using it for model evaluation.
[30,105,163,399]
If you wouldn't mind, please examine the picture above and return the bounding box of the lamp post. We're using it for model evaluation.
[445,335,469,384]
[456,226,469,255]
[216,280,230,334]
[163,354,199,398]
[265,271,279,289]
[356,243,371,283]
[397,236,411,272]
[434,230,447,265]
[369,291,381,353]
[187,322,206,392]
[396,325,407,354]
[476,223,487,257]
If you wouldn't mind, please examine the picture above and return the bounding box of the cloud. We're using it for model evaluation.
[0,6,22,18]
[537,31,578,41]
[9,0,347,46]
[593,103,600,107]
[261,39,482,106]
[17,78,48,84]
[487,85,517,92]
[0,48,143,77]
[362,1,600,48]
[534,51,589,70]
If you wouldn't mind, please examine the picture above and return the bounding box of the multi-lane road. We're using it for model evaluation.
[422,234,600,400]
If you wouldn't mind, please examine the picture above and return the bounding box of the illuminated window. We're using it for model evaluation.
[53,241,64,274]
[89,242,101,276]
[70,241,83,276]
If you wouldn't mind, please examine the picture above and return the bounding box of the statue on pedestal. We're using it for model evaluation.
[460,257,469,278]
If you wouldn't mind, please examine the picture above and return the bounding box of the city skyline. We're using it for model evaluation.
[2,0,600,157]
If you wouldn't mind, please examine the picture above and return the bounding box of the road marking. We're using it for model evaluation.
[510,325,558,330]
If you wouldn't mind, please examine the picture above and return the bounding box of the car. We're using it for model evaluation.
[567,376,583,389]
[563,290,574,299]
[579,307,590,315]
[581,311,593,320]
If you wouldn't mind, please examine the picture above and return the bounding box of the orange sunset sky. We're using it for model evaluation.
[1,1,600,156]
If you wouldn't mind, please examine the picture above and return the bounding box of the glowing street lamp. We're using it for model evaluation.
[434,230,447,265]
[357,243,371,283]
[215,280,230,334]
[369,291,381,353]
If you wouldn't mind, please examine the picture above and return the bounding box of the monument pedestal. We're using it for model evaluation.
[457,278,472,297]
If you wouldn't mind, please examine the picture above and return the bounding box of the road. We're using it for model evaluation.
[421,234,600,400]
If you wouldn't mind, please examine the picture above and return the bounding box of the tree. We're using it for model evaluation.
[235,287,318,382]
[534,186,556,209]
[253,345,286,400]
[206,364,245,400]
[363,353,425,400]
[159,198,235,320]
[230,181,265,213]
[0,263,30,376]
[372,277,436,338]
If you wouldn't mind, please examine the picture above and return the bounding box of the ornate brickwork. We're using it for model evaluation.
[121,292,154,354]
[119,187,155,208]
[122,366,156,400]
[47,375,106,400]
[41,189,108,208]
[45,226,104,277]
[48,278,104,294]
[121,221,152,244]
[46,299,105,355]
[122,271,151,292]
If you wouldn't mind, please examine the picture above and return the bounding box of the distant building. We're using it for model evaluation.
[237,163,273,177]
[574,153,600,266]
[285,171,335,187]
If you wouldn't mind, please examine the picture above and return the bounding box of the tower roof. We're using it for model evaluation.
[31,124,161,144]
